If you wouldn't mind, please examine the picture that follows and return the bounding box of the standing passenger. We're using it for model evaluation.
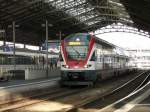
[54,60,57,69]
[50,60,53,69]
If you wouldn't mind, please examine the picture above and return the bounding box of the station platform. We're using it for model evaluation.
[0,76,60,105]
[0,77,59,88]
[100,81,150,112]
[0,67,60,89]
[128,95,150,112]
[0,65,60,80]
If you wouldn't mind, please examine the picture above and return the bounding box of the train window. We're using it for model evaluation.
[100,57,103,62]
[117,57,119,62]
[90,51,96,61]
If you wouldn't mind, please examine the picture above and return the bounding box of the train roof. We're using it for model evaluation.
[93,35,116,48]
[65,33,116,48]
[104,53,129,59]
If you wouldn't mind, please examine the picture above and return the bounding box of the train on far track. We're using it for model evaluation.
[59,33,132,86]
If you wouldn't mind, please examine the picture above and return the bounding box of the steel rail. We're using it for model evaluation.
[99,77,150,112]
[132,73,150,93]
[0,86,91,111]
[63,71,149,112]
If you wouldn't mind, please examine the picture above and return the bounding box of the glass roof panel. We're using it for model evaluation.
[45,0,134,30]
[45,0,97,25]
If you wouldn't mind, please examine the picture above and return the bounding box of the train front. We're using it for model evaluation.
[60,33,96,86]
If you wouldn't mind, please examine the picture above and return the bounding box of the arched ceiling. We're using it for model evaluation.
[120,0,150,32]
[0,0,149,45]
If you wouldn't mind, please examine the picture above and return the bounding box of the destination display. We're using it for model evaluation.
[67,41,87,46]
[68,41,81,45]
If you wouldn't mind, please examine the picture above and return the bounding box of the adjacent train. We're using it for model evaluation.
[0,54,35,65]
[60,33,130,86]
[0,48,59,81]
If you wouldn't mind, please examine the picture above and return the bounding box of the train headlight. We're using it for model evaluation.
[66,65,69,68]
[84,64,92,68]
[84,65,88,68]
[62,65,69,68]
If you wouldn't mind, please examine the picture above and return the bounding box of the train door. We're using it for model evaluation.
[95,48,103,70]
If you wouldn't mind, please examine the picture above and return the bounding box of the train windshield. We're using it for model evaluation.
[66,45,88,60]
[64,33,90,60]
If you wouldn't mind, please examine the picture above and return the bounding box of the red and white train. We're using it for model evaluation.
[60,33,130,86]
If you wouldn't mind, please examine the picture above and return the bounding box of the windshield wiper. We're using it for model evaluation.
[71,46,81,59]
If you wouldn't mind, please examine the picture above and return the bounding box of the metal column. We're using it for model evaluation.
[45,20,48,78]
[12,21,16,70]
[59,31,62,42]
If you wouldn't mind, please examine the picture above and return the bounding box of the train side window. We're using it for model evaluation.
[99,56,103,62]
[90,51,96,61]
[117,57,119,62]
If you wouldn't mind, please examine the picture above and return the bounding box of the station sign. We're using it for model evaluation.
[42,40,60,53]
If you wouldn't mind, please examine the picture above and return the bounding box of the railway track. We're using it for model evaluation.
[99,73,150,112]
[0,87,66,109]
[0,70,148,112]
[63,71,150,112]
[0,86,90,112]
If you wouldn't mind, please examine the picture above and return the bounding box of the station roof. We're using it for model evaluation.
[0,0,149,45]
